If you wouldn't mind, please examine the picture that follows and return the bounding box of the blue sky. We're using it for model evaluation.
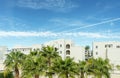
[0,0,120,48]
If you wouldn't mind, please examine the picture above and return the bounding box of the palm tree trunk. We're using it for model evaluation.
[48,58,52,78]
[35,74,39,78]
[80,72,84,78]
[14,66,19,78]
[66,73,68,78]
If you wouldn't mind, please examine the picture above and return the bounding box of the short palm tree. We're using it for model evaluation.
[21,50,46,78]
[86,58,111,78]
[4,51,25,78]
[41,46,60,78]
[52,57,78,78]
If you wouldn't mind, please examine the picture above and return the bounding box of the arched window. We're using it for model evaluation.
[66,44,70,49]
[55,47,58,51]
[66,50,70,55]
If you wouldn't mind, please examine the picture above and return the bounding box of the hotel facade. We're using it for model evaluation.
[12,39,85,62]
[93,41,120,66]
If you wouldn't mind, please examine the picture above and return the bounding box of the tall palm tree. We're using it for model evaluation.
[52,57,78,78]
[21,50,46,78]
[41,46,60,78]
[4,51,25,78]
[77,61,86,78]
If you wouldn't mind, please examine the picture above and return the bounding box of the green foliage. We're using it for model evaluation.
[77,61,87,78]
[52,57,78,78]
[3,46,112,78]
[116,65,120,70]
[86,58,111,78]
[21,50,46,78]
[0,71,13,78]
[4,51,26,78]
[41,46,61,78]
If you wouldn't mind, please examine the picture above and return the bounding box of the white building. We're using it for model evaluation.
[12,39,85,62]
[93,41,120,65]
[44,39,85,61]
[0,46,7,70]
[12,45,32,54]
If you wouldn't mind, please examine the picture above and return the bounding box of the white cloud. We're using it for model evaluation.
[16,0,78,12]
[0,31,57,37]
[0,31,120,39]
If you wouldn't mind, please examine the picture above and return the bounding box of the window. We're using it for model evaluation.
[96,46,98,48]
[108,44,113,48]
[60,51,62,54]
[66,50,70,55]
[105,45,107,48]
[66,44,70,49]
[54,47,58,51]
[116,46,120,48]
[105,44,113,48]
[60,44,62,47]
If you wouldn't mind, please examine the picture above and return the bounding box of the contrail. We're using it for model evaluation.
[62,18,120,32]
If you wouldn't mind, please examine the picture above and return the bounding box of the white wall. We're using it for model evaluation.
[108,48,120,65]
[70,46,85,62]
[0,46,7,70]
[93,41,120,65]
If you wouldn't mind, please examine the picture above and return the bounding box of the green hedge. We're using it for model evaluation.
[0,72,13,78]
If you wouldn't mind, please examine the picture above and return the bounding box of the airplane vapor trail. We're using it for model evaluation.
[62,18,120,32]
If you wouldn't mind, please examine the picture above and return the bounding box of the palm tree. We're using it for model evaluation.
[52,57,78,78]
[21,50,46,78]
[41,46,60,78]
[77,61,86,78]
[4,51,25,78]
[86,58,111,78]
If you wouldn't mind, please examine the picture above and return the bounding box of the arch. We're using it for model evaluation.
[66,44,70,49]
[66,50,70,55]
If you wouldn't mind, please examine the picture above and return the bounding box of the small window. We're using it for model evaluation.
[66,50,70,55]
[96,46,98,48]
[60,44,62,47]
[60,51,62,54]
[116,46,120,48]
[55,47,58,51]
[105,45,107,48]
[105,44,113,48]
